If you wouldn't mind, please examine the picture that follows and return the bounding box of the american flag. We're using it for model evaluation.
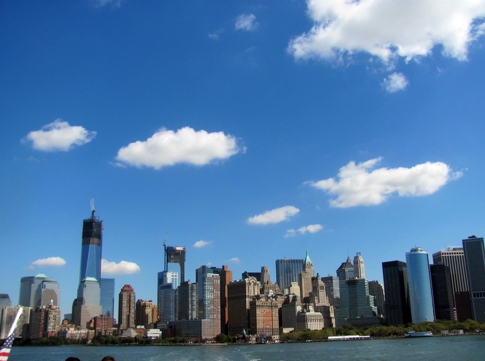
[0,332,14,361]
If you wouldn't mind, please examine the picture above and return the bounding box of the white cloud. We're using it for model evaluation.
[247,206,300,225]
[23,119,96,152]
[101,259,141,275]
[310,157,462,208]
[208,29,224,40]
[114,126,242,170]
[286,224,324,237]
[235,13,258,31]
[228,257,241,264]
[288,0,485,64]
[29,257,66,269]
[382,72,409,93]
[194,240,211,248]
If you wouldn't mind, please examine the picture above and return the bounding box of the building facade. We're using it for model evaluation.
[118,284,136,330]
[335,278,378,327]
[275,259,304,293]
[406,247,435,323]
[354,253,366,279]
[463,236,485,322]
[382,261,411,326]
[430,264,456,320]
[227,277,260,336]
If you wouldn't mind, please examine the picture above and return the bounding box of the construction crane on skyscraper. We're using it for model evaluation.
[90,195,95,218]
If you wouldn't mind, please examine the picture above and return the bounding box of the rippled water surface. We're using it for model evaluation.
[8,335,485,361]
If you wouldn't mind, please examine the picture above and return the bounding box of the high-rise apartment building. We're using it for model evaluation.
[354,252,366,279]
[382,260,411,325]
[135,299,156,327]
[462,235,485,322]
[275,259,304,292]
[430,264,456,320]
[118,284,135,330]
[406,247,435,323]
[178,281,198,321]
[227,277,260,336]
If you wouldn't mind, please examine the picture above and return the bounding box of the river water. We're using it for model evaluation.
[8,335,485,361]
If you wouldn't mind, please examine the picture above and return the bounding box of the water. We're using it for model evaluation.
[8,336,485,361]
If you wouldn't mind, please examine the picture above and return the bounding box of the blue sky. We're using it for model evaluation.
[1,0,485,317]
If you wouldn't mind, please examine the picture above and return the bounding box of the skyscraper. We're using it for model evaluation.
[406,247,435,323]
[368,280,385,317]
[335,278,378,327]
[196,266,221,338]
[19,274,60,308]
[354,252,366,279]
[382,260,411,325]
[219,265,233,335]
[430,264,456,320]
[80,210,103,283]
[433,246,471,321]
[100,278,115,318]
[275,259,304,292]
[462,235,485,322]
[336,257,354,281]
[118,284,136,330]
[72,277,102,328]
[227,277,260,336]
[299,251,315,300]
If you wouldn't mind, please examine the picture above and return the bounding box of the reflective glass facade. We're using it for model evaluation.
[275,259,304,291]
[80,218,102,282]
[406,248,435,323]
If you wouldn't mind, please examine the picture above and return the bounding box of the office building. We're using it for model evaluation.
[19,274,60,308]
[368,280,385,317]
[335,278,378,327]
[196,266,221,338]
[354,252,366,279]
[219,265,233,335]
[72,277,102,328]
[430,264,456,320]
[382,261,411,325]
[463,236,485,322]
[178,281,198,321]
[0,294,11,308]
[406,247,435,323]
[336,257,354,281]
[275,259,304,292]
[0,306,32,339]
[80,210,103,283]
[100,278,115,318]
[261,266,270,284]
[321,275,340,307]
[164,243,186,283]
[118,284,136,330]
[299,251,314,300]
[227,277,260,336]
[249,298,280,336]
[433,246,471,321]
[159,283,176,326]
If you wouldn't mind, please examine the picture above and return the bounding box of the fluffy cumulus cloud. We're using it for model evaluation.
[235,13,258,31]
[193,240,211,248]
[286,224,324,238]
[382,72,409,93]
[115,127,242,170]
[23,119,96,152]
[247,206,300,225]
[228,257,241,264]
[310,157,462,208]
[101,259,140,275]
[29,257,66,269]
[288,0,485,64]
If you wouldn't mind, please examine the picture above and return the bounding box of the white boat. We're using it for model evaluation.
[404,330,433,338]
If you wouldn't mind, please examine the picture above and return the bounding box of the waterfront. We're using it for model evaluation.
[7,335,485,361]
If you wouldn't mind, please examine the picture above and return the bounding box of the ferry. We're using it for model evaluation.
[404,330,433,338]
[327,335,372,341]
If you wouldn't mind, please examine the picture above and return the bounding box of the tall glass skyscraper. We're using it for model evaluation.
[80,214,103,282]
[275,259,304,291]
[462,235,485,322]
[406,247,435,323]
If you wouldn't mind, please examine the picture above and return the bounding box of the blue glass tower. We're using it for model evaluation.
[80,211,103,282]
[406,247,435,323]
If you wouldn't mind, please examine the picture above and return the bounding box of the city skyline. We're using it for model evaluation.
[2,1,485,318]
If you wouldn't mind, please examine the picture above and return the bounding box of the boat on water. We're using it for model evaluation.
[327,335,372,341]
[404,330,433,338]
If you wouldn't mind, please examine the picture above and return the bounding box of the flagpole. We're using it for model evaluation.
[7,308,23,337]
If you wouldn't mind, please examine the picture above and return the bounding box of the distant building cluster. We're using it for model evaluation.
[1,207,485,342]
